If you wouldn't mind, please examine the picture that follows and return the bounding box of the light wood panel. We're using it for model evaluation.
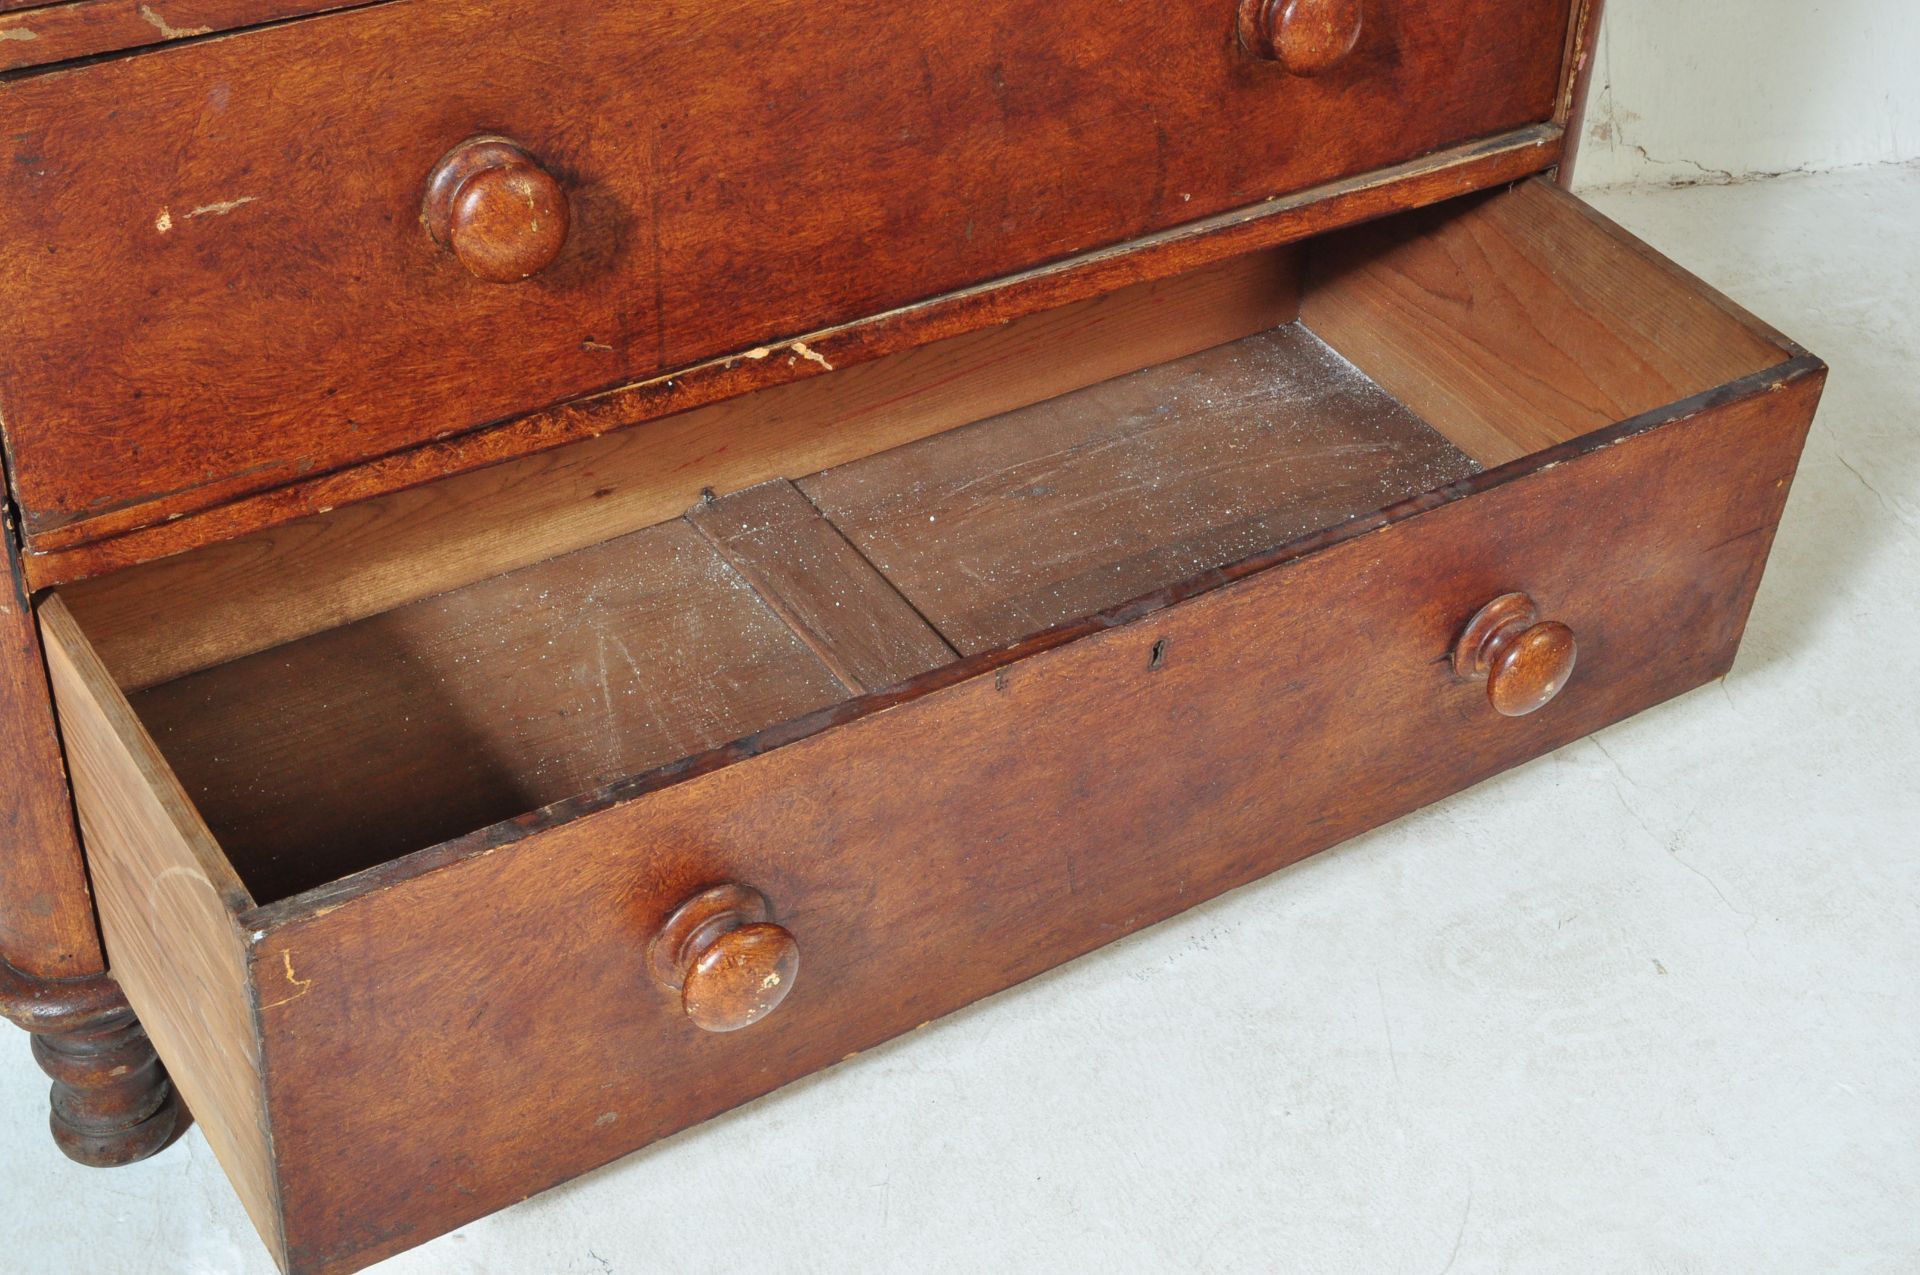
[687,481,957,695]
[64,248,1304,694]
[37,598,282,1261]
[1300,177,1792,463]
[804,324,1482,654]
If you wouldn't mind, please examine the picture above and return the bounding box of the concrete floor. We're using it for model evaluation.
[5,164,1916,1274]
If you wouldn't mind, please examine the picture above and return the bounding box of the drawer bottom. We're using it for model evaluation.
[130,322,1483,904]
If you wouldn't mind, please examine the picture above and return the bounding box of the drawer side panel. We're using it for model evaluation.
[252,363,1821,1275]
[38,600,284,1265]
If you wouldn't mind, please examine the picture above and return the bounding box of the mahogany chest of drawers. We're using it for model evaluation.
[0,2,1824,1271]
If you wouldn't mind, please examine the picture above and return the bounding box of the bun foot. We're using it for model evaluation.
[2,957,183,1167]
[34,1013,182,1166]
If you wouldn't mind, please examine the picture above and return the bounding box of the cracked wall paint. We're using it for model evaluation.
[1576,0,1920,190]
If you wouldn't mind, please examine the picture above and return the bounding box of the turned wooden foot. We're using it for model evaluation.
[1,957,182,1167]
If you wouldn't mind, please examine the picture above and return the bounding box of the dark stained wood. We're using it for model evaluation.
[0,474,177,1168]
[1298,178,1792,464]
[802,323,1482,654]
[0,4,1815,1259]
[16,124,1566,585]
[0,502,102,980]
[648,884,799,1034]
[1558,0,1609,187]
[42,172,1826,1271]
[0,0,372,73]
[30,1012,181,1166]
[120,315,1477,905]
[0,0,1600,83]
[0,959,182,1167]
[240,358,1824,1275]
[1453,592,1578,717]
[38,597,281,1241]
[688,482,957,694]
[1239,0,1366,75]
[0,955,126,1035]
[0,0,1567,543]
[422,137,572,285]
[59,248,1305,690]
[681,923,799,1034]
[129,521,854,903]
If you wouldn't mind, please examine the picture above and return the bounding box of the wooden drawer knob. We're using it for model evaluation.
[1453,593,1578,717]
[648,884,799,1033]
[1238,0,1365,75]
[423,136,571,283]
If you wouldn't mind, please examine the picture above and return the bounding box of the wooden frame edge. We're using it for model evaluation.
[1557,0,1608,188]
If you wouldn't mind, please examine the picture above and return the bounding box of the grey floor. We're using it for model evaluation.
[5,164,1917,1274]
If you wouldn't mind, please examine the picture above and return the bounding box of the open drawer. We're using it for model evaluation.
[40,179,1823,1275]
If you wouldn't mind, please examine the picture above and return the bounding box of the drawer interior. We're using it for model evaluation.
[52,178,1797,908]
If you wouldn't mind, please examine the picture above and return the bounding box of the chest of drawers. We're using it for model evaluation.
[0,3,1826,1272]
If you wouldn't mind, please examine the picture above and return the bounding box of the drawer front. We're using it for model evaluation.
[0,0,1570,543]
[243,365,1819,1274]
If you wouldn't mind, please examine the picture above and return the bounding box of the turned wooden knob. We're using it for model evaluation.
[423,136,571,283]
[1452,593,1578,718]
[1238,0,1365,75]
[648,884,799,1033]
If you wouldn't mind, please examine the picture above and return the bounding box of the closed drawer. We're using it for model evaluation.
[41,181,1820,1275]
[0,0,1571,547]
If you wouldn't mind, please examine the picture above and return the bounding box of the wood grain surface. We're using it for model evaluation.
[0,501,101,978]
[0,0,1570,548]
[37,599,281,1253]
[61,248,1303,692]
[243,359,1823,1275]
[15,126,1563,584]
[129,522,853,903]
[0,1,369,73]
[35,168,1820,1274]
[1300,179,1791,463]
[804,323,1482,654]
[687,482,957,695]
[1556,0,1609,187]
[116,304,1482,903]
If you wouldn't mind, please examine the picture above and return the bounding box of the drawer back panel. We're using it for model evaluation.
[0,0,1569,545]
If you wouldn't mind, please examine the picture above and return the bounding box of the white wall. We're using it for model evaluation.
[1574,0,1920,188]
